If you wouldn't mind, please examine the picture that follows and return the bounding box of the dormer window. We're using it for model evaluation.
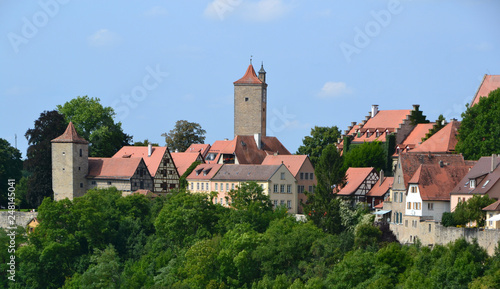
[483,180,490,188]
[470,179,476,189]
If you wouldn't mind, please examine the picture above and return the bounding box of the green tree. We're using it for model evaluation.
[304,144,345,234]
[422,114,446,142]
[456,88,500,160]
[343,141,386,172]
[296,126,341,168]
[133,139,159,146]
[162,120,206,152]
[0,138,23,207]
[57,96,132,157]
[452,195,495,227]
[24,110,67,207]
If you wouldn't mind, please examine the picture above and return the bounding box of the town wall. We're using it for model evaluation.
[0,211,38,229]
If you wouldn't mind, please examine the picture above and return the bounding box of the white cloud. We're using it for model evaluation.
[144,6,168,17]
[87,29,120,47]
[317,81,352,98]
[204,0,293,22]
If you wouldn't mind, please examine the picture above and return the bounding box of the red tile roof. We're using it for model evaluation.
[399,153,467,189]
[186,163,223,180]
[483,200,500,212]
[88,157,145,179]
[471,75,500,106]
[261,155,309,177]
[234,64,262,85]
[374,202,384,209]
[409,163,470,201]
[171,152,203,176]
[367,177,394,197]
[399,123,435,150]
[411,120,460,153]
[185,143,211,158]
[112,146,167,177]
[51,122,88,144]
[337,167,377,196]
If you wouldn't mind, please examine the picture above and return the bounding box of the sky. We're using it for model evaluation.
[1,0,499,159]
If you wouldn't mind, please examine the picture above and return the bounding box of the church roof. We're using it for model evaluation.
[234,64,262,84]
[51,122,89,144]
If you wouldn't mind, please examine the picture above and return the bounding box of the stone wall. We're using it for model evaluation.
[391,220,500,255]
[0,211,38,229]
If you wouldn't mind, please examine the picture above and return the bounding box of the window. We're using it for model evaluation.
[274,184,278,193]
[80,183,83,188]
[287,185,292,193]
[220,183,223,191]
[280,200,285,206]
[107,181,112,185]
[91,181,96,185]
[225,198,228,205]
[470,179,476,188]
[207,183,209,190]
[407,202,411,210]
[214,198,218,204]
[428,203,434,210]
[201,183,204,190]
[273,200,278,208]
[393,192,398,202]
[300,172,304,179]
[310,173,314,180]
[226,183,229,191]
[483,180,490,188]
[197,183,200,190]
[244,97,249,102]
[398,175,401,184]
[399,213,402,224]
[80,149,82,157]
[190,183,193,190]
[400,192,403,203]
[281,172,285,180]
[428,224,432,232]
[232,183,235,190]
[140,181,144,189]
[220,198,223,204]
[305,173,309,180]
[299,185,305,194]
[287,200,291,209]
[411,186,417,193]
[395,212,399,224]
[280,184,285,193]
[215,183,218,191]
[308,186,313,193]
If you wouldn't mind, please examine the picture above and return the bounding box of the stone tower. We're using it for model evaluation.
[234,62,267,137]
[51,122,89,201]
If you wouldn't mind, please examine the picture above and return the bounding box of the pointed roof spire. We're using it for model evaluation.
[51,122,89,144]
[259,61,266,74]
[234,63,262,84]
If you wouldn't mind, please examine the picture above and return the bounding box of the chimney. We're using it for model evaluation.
[412,104,420,111]
[379,170,384,186]
[254,133,262,150]
[148,144,152,157]
[492,154,498,173]
[371,105,379,117]
[439,160,444,168]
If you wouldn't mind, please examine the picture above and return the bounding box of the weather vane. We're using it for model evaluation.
[250,55,253,64]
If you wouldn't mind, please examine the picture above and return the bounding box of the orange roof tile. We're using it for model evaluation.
[112,146,167,177]
[411,120,460,153]
[234,64,262,85]
[471,75,500,106]
[170,152,203,176]
[367,177,394,197]
[337,167,377,196]
[363,110,411,130]
[400,123,435,148]
[88,157,145,179]
[409,163,470,201]
[185,143,211,158]
[51,122,88,144]
[186,163,223,180]
[261,155,309,177]
[374,202,384,209]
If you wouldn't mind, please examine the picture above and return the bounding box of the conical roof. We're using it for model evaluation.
[51,122,89,144]
[234,64,262,84]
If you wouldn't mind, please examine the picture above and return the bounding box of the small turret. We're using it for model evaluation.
[258,62,266,83]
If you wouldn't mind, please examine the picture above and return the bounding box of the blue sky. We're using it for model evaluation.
[2,0,499,158]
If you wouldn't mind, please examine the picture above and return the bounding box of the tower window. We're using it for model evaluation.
[244,97,249,102]
[80,149,82,157]
[80,183,83,188]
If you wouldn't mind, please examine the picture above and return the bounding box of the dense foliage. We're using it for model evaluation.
[24,110,67,208]
[162,120,206,152]
[57,96,132,157]
[2,185,499,288]
[456,88,500,160]
[343,141,386,172]
[296,126,341,168]
[0,138,23,207]
[443,195,495,227]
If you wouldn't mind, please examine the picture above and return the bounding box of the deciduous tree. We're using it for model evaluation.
[162,120,206,152]
[0,138,22,207]
[456,88,500,160]
[296,126,341,168]
[343,141,386,172]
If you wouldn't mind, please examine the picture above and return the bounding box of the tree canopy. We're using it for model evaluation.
[162,120,206,152]
[296,126,341,168]
[57,96,132,157]
[133,139,159,147]
[443,195,496,227]
[343,141,386,172]
[0,138,23,207]
[24,110,67,207]
[456,88,500,160]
